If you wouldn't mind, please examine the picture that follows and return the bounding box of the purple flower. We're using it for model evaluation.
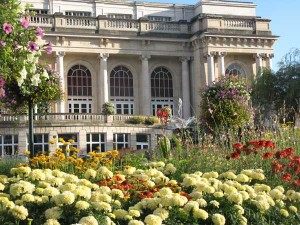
[29,41,38,52]
[21,17,29,29]
[3,23,12,34]
[45,42,52,54]
[0,41,6,47]
[36,27,44,38]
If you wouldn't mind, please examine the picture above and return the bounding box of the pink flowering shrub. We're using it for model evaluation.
[0,0,61,113]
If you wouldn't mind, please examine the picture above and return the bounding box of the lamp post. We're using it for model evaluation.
[28,99,34,158]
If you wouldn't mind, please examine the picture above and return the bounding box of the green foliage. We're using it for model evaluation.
[252,48,300,123]
[144,116,159,125]
[102,102,115,115]
[0,0,62,113]
[126,116,145,124]
[158,135,171,158]
[0,157,25,176]
[201,76,252,130]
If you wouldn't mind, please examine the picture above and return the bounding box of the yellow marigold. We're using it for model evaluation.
[49,140,56,145]
[280,209,289,217]
[108,150,119,157]
[144,214,162,225]
[10,205,28,220]
[88,151,96,157]
[193,208,208,220]
[68,139,75,143]
[212,213,226,225]
[58,138,64,143]
[289,205,298,213]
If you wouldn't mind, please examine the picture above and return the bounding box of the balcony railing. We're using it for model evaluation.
[29,14,191,35]
[0,113,150,125]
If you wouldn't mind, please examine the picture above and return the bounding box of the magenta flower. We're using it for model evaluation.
[29,41,38,52]
[3,23,12,34]
[45,42,52,54]
[0,41,6,47]
[36,27,44,38]
[21,17,29,29]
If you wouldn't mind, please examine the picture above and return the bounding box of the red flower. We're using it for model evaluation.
[263,152,273,160]
[282,173,292,182]
[232,142,243,150]
[230,151,241,159]
[293,179,300,186]
[271,161,284,174]
[265,140,276,149]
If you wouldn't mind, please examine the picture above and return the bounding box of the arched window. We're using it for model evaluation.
[151,66,173,98]
[151,67,174,116]
[110,66,133,97]
[110,66,134,114]
[67,65,92,113]
[225,64,246,77]
[68,65,92,96]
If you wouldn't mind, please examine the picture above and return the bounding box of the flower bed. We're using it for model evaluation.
[1,161,300,225]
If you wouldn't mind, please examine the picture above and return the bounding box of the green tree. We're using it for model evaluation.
[276,48,300,121]
[251,48,300,124]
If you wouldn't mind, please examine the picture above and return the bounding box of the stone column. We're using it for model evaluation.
[207,51,216,85]
[56,51,65,113]
[140,55,151,116]
[99,53,109,104]
[256,53,263,76]
[267,53,274,70]
[180,56,191,119]
[218,52,226,78]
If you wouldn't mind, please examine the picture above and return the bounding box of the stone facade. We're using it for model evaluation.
[0,0,277,156]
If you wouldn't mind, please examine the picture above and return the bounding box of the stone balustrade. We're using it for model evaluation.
[29,14,191,34]
[29,14,271,36]
[0,113,150,125]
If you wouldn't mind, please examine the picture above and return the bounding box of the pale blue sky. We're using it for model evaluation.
[142,0,299,71]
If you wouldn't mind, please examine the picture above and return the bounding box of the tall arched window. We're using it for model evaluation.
[151,66,174,116]
[67,64,92,113]
[110,66,134,114]
[225,64,246,77]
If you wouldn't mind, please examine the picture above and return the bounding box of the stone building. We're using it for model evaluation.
[0,0,277,156]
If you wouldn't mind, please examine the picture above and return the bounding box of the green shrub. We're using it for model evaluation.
[127,116,145,124]
[102,102,115,115]
[0,157,26,176]
[144,116,159,125]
